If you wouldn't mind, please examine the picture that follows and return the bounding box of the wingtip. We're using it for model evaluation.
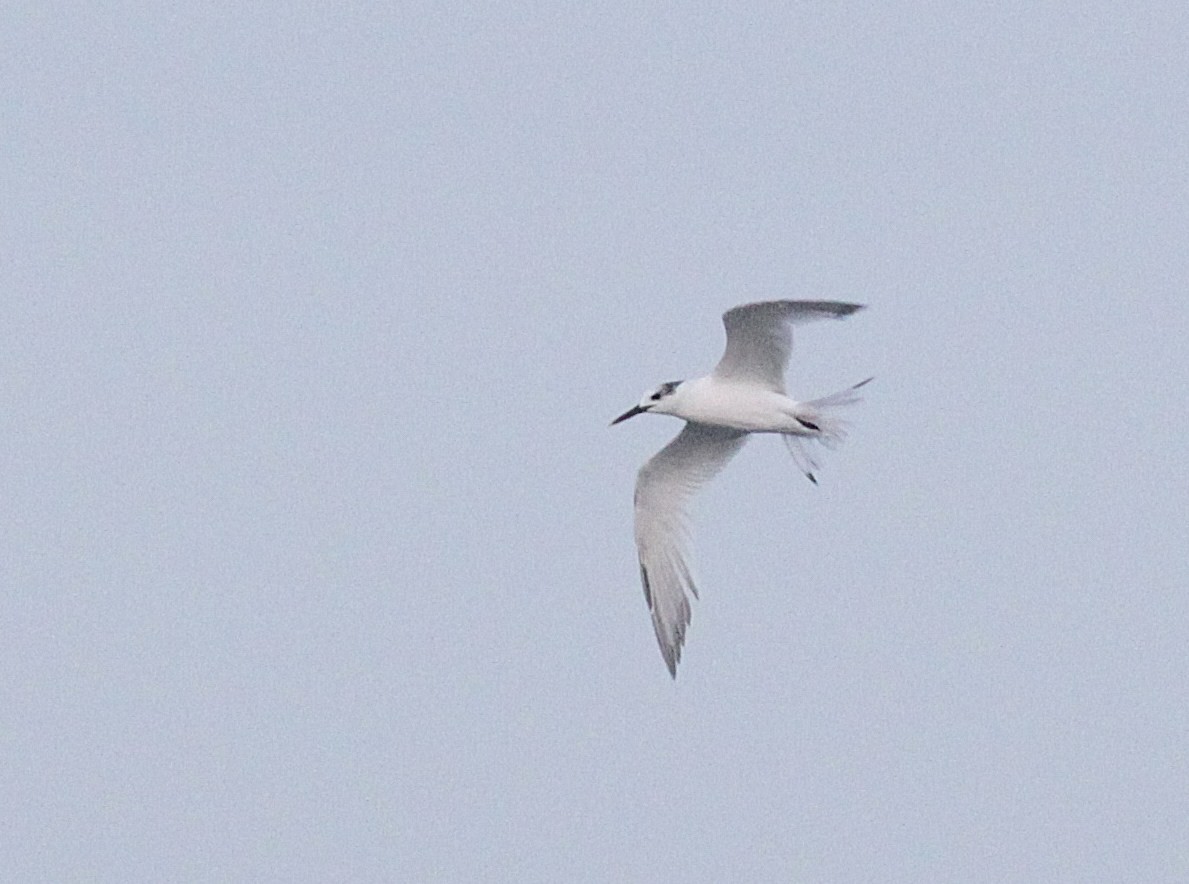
[662,639,681,678]
[824,301,865,317]
[659,645,679,678]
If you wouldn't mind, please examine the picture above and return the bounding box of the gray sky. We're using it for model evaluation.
[4,3,1188,882]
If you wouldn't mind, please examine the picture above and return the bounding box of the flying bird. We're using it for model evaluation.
[612,300,870,677]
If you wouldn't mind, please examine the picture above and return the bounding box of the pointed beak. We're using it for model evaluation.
[610,404,647,426]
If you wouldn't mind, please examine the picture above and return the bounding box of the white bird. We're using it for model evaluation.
[612,300,870,677]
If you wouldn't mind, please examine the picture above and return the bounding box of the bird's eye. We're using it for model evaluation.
[650,392,662,401]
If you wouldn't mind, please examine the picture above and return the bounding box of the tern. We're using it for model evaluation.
[612,300,870,677]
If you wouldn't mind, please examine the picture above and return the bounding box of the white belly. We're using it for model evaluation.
[673,378,808,434]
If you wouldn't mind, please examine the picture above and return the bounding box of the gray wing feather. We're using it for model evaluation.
[713,300,865,391]
[634,423,747,676]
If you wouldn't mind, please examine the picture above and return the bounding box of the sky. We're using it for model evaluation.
[3,3,1188,882]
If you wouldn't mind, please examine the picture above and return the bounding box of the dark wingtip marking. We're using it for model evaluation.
[807,472,818,485]
[639,562,652,609]
[796,417,820,431]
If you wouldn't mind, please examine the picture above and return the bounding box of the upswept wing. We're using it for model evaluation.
[633,423,747,676]
[712,300,865,391]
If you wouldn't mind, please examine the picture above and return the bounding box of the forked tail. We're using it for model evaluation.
[784,377,872,484]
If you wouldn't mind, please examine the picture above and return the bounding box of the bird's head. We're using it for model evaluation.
[611,380,684,425]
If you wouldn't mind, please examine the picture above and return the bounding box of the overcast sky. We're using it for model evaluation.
[4,3,1188,882]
